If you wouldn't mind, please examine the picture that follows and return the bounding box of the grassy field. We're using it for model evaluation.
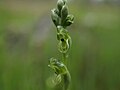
[0,1,120,90]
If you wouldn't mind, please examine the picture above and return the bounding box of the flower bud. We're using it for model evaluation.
[51,9,60,27]
[54,8,60,16]
[64,14,74,27]
[61,5,68,25]
[57,0,65,12]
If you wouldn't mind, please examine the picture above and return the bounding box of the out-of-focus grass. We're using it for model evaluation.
[0,1,120,90]
[69,4,120,90]
[0,1,52,90]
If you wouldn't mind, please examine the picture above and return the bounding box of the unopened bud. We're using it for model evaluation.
[66,14,74,22]
[61,5,69,26]
[64,14,74,27]
[57,0,65,12]
[51,9,60,27]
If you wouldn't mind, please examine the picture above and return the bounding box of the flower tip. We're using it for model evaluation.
[57,0,65,11]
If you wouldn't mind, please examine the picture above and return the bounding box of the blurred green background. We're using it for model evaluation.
[0,0,120,90]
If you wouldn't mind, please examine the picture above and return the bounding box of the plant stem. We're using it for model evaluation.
[63,70,71,90]
[62,53,71,90]
[62,53,67,66]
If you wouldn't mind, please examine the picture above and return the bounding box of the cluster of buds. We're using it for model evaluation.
[51,0,74,53]
[51,0,74,28]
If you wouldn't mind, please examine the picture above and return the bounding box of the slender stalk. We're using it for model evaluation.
[62,53,67,65]
[63,71,71,90]
[62,53,71,90]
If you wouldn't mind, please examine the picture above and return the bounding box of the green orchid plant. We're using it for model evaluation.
[48,0,74,90]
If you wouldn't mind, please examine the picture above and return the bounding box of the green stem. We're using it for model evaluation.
[62,53,71,90]
[62,53,67,66]
[63,70,71,90]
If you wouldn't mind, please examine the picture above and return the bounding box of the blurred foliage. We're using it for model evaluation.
[0,0,120,90]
